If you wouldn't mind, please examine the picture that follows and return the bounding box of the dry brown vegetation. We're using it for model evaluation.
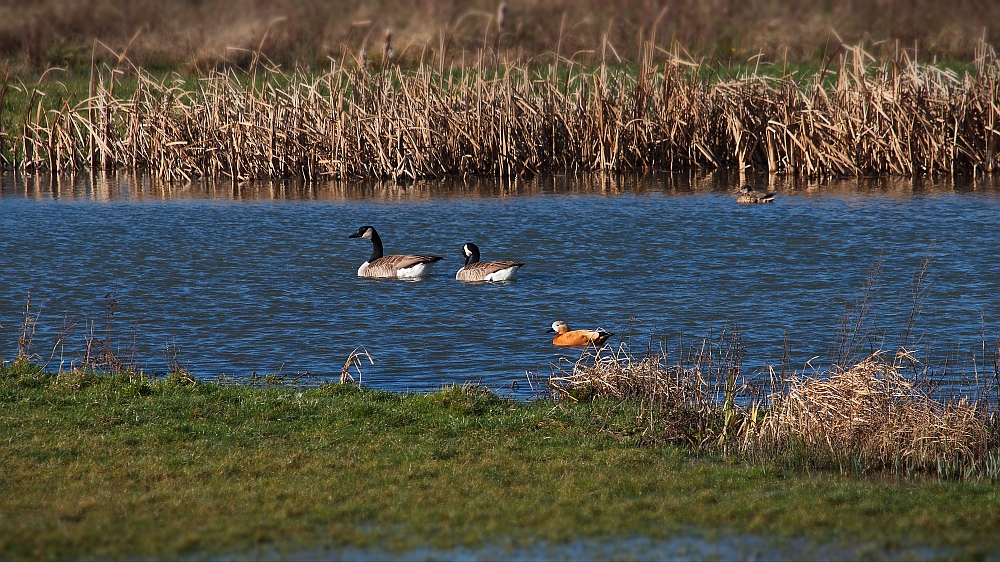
[547,259,999,478]
[2,0,997,71]
[762,356,992,473]
[548,327,748,449]
[547,342,999,478]
[10,37,1000,180]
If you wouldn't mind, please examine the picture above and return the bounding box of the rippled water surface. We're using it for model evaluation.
[2,172,999,396]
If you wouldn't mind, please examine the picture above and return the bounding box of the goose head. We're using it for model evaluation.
[462,242,481,266]
[349,225,376,240]
[349,225,384,262]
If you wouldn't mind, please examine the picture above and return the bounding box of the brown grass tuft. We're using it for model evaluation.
[760,354,991,472]
[548,327,748,448]
[550,339,998,477]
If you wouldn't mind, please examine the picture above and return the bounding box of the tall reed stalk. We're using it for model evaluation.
[11,40,1000,180]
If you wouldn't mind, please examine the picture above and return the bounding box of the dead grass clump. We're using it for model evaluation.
[549,348,708,446]
[549,348,696,403]
[340,346,373,385]
[759,354,992,473]
[548,337,997,476]
[548,331,747,448]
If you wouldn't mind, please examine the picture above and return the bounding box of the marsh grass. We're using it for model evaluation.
[546,326,749,450]
[549,338,999,478]
[761,355,993,475]
[8,37,1000,180]
[547,260,1000,478]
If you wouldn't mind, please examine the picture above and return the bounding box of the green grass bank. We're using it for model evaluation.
[2,360,999,560]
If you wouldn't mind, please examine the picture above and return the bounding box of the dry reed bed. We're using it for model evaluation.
[11,41,1000,180]
[549,345,997,475]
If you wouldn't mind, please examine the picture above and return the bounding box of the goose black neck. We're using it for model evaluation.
[368,230,384,262]
[465,244,481,265]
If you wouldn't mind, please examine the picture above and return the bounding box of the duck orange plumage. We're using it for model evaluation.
[547,320,614,347]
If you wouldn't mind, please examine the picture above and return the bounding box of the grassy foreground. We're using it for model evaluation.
[2,360,999,560]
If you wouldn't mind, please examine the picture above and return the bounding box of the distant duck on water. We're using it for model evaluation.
[348,225,443,279]
[455,242,524,282]
[736,185,777,204]
[547,320,614,347]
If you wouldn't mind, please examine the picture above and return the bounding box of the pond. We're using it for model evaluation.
[2,171,999,397]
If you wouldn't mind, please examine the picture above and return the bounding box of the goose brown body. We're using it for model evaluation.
[547,320,613,347]
[348,225,443,279]
[455,242,524,282]
[360,254,443,278]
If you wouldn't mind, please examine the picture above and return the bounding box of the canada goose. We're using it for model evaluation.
[736,185,776,204]
[348,225,443,279]
[547,320,614,347]
[455,242,524,282]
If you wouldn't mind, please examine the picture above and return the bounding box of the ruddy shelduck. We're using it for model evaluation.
[736,185,776,204]
[547,320,614,347]
[455,242,524,282]
[348,225,443,279]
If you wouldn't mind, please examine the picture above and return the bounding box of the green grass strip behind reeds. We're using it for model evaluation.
[2,359,1000,560]
[3,1,998,73]
[6,40,1000,180]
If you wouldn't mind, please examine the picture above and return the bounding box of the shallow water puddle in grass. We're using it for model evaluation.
[2,172,1000,397]
[242,534,953,561]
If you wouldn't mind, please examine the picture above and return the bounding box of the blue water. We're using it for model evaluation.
[2,172,999,396]
[253,534,949,561]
